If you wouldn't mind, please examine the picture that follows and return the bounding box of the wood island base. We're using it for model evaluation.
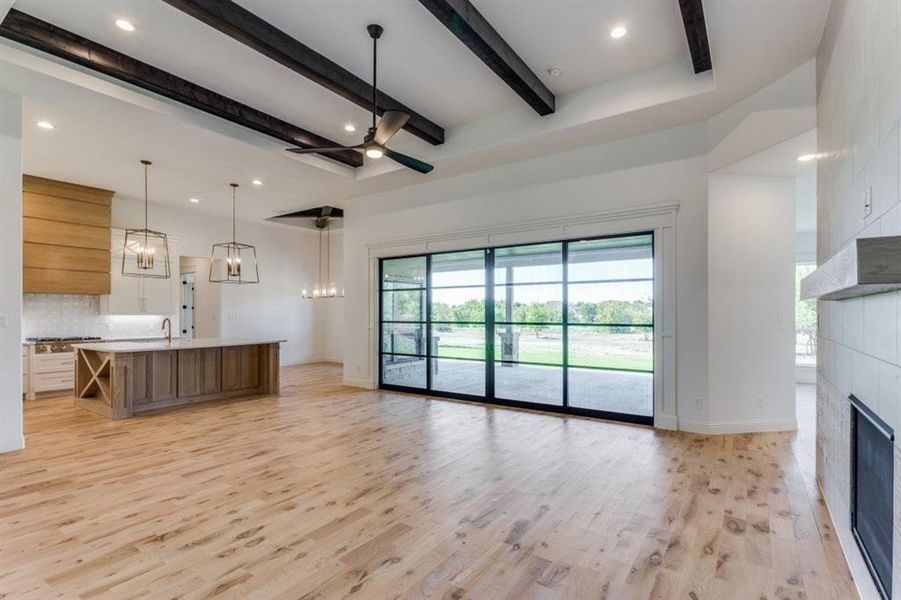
[73,340,281,419]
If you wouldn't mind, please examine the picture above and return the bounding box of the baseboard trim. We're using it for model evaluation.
[678,417,797,434]
[281,359,343,367]
[653,413,678,430]
[342,378,375,389]
[0,435,24,454]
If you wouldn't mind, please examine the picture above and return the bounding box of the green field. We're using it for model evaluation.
[435,345,652,372]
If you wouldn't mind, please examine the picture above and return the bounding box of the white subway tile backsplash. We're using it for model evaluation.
[23,294,166,339]
[864,292,900,363]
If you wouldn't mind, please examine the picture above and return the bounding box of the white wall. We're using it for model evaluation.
[322,230,344,363]
[342,124,710,429]
[0,90,22,452]
[707,174,797,432]
[114,197,327,366]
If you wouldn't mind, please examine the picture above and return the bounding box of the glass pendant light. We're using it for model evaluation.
[302,216,343,299]
[122,160,170,278]
[210,183,259,284]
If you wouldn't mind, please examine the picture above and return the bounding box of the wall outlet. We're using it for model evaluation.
[863,185,873,218]
[693,396,702,410]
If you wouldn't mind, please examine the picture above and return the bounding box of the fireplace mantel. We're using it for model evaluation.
[801,235,901,301]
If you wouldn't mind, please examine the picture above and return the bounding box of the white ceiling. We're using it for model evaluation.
[1,0,831,224]
[719,129,817,178]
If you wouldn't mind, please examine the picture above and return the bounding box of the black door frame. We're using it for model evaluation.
[378,231,655,426]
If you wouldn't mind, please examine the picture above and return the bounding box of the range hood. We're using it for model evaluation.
[801,235,901,301]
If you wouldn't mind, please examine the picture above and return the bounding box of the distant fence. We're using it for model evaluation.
[796,327,816,365]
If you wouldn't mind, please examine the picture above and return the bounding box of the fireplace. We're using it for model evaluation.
[850,394,895,600]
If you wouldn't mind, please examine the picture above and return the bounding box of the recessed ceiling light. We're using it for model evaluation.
[36,120,54,130]
[252,179,263,186]
[189,197,200,203]
[797,153,817,162]
[547,67,561,77]
[365,147,384,159]
[610,25,627,39]
[116,19,135,32]
[344,123,356,132]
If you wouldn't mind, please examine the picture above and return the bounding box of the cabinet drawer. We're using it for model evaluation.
[32,371,74,392]
[33,353,75,374]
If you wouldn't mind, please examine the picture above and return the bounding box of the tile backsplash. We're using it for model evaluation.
[23,294,168,339]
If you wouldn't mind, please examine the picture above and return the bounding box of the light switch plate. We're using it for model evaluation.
[0,313,7,328]
[863,185,873,218]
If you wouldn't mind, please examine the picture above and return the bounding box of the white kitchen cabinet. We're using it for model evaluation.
[102,230,178,315]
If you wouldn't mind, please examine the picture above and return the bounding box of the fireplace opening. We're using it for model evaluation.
[850,393,895,600]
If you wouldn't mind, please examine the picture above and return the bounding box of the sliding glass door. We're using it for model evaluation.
[379,232,654,424]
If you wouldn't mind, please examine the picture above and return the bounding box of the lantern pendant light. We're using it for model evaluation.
[210,183,259,284]
[122,160,170,278]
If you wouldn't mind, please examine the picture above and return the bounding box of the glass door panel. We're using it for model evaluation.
[566,235,654,416]
[494,242,563,406]
[380,256,427,390]
[429,250,487,397]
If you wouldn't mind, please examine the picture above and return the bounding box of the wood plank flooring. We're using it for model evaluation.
[0,364,857,599]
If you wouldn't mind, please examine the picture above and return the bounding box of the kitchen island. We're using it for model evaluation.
[73,338,283,419]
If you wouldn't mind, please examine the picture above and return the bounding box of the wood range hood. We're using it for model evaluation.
[801,235,901,301]
[22,175,113,295]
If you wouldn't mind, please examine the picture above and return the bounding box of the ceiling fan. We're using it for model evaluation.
[286,24,434,174]
[272,205,343,228]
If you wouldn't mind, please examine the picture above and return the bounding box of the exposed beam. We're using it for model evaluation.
[161,0,445,146]
[678,0,712,74]
[0,9,362,167]
[418,0,555,116]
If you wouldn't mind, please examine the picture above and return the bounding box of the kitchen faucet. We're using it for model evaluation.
[162,317,172,343]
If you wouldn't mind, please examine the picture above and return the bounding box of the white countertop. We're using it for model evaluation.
[23,336,183,346]
[73,337,285,353]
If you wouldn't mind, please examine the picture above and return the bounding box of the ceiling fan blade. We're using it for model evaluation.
[286,146,357,154]
[373,111,409,145]
[273,206,344,220]
[384,148,433,174]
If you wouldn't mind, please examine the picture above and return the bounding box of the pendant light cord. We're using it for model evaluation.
[231,184,238,244]
[326,223,331,283]
[318,227,323,284]
[141,160,151,247]
[144,162,148,230]
[372,34,377,131]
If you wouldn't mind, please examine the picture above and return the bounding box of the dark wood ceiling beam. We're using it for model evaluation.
[418,0,555,116]
[678,0,712,74]
[0,9,362,167]
[161,0,445,146]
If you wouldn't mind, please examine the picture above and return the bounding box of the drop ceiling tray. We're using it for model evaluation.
[801,236,901,301]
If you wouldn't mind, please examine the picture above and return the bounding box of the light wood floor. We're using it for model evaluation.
[0,364,857,599]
